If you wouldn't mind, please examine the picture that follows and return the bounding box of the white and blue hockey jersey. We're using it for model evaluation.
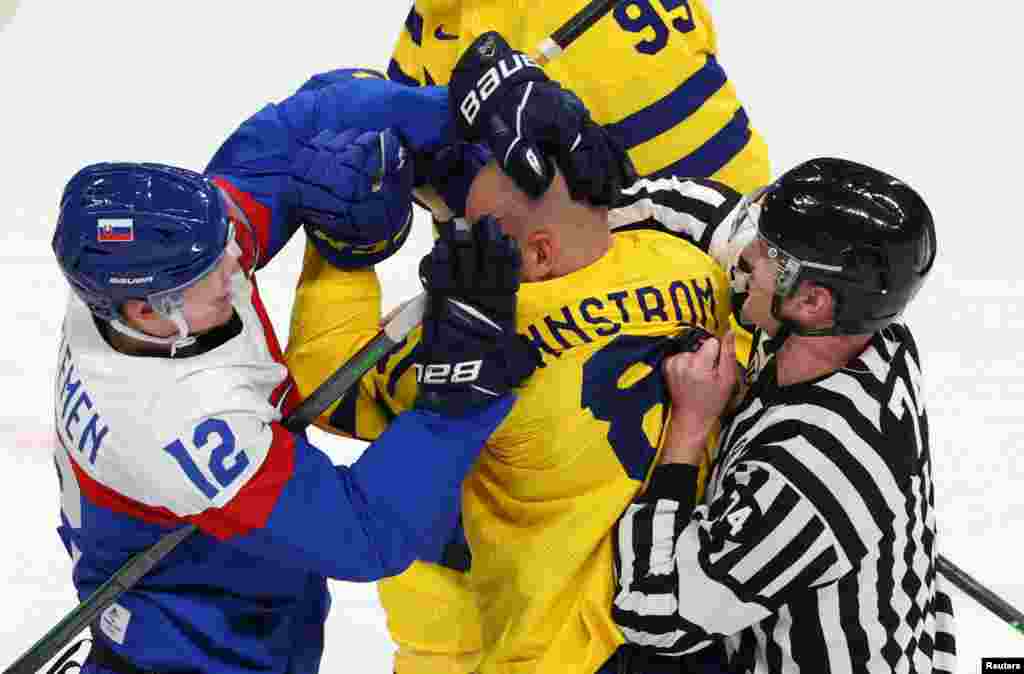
[52,72,511,674]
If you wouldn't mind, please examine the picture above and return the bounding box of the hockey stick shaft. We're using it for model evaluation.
[282,292,427,431]
[4,294,428,674]
[533,0,621,64]
[937,554,1024,636]
[4,525,197,674]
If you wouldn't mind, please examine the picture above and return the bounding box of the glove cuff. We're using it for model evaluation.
[503,334,545,387]
[307,205,412,269]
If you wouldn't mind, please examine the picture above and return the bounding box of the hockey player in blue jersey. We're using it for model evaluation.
[50,71,537,673]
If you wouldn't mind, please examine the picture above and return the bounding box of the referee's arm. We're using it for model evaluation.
[612,459,857,655]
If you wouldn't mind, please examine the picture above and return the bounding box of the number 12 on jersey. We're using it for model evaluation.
[163,418,249,499]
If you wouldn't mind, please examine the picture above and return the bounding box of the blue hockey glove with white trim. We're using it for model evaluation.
[292,127,413,268]
[415,216,541,415]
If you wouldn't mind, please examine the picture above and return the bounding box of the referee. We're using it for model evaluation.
[613,158,956,673]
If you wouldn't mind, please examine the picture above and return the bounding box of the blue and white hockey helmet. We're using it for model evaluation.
[53,162,234,323]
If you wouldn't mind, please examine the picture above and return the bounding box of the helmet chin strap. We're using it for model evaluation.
[167,308,198,356]
[109,305,197,357]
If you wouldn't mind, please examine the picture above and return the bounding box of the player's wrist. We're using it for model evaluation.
[661,415,713,465]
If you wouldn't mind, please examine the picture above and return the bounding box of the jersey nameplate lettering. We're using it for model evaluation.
[55,331,109,464]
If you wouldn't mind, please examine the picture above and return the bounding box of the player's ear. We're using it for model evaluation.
[120,299,147,319]
[523,229,555,281]
[794,282,835,328]
[120,299,157,329]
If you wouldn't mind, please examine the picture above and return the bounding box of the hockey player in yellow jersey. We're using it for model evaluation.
[286,151,735,673]
[356,26,757,672]
[387,0,770,195]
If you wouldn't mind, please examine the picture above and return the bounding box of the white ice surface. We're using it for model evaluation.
[1,1,1021,670]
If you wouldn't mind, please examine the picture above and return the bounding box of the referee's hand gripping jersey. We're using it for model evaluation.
[614,158,956,674]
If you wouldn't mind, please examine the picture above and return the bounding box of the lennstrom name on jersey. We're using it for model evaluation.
[524,277,720,357]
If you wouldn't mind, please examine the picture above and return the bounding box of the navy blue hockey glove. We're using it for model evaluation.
[292,127,414,268]
[413,142,492,217]
[415,216,542,415]
[449,31,636,206]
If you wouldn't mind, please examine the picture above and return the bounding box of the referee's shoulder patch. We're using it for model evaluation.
[707,464,768,545]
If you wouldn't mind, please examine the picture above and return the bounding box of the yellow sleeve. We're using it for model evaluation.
[285,240,391,440]
[287,240,479,673]
[378,562,483,674]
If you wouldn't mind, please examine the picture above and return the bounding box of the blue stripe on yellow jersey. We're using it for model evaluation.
[386,0,770,194]
[604,54,727,149]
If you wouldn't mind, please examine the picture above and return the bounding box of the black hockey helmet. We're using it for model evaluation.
[733,157,936,336]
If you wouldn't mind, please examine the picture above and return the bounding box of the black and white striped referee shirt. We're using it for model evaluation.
[609,177,957,673]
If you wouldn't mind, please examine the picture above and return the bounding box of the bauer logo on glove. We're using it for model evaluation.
[449,31,636,206]
[457,52,542,127]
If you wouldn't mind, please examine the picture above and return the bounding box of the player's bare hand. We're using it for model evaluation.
[661,331,737,463]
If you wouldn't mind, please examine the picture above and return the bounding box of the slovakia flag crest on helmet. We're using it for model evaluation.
[97,218,134,242]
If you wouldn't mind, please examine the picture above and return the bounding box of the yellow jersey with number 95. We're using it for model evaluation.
[387,0,770,194]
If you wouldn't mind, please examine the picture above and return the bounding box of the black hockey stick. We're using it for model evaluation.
[533,0,623,65]
[937,554,1024,636]
[4,293,428,674]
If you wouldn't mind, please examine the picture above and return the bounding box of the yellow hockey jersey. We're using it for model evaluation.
[387,0,770,194]
[285,178,739,674]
